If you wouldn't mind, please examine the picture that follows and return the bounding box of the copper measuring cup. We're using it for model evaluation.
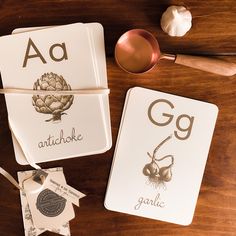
[115,29,236,76]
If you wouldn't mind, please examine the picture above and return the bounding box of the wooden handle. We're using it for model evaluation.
[175,54,236,76]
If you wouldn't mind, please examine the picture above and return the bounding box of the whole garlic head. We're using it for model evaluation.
[161,5,192,37]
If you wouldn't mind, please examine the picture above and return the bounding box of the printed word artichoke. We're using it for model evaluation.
[32,72,74,122]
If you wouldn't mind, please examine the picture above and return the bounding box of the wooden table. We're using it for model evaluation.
[0,1,235,235]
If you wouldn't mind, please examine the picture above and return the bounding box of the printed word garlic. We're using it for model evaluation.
[160,6,192,37]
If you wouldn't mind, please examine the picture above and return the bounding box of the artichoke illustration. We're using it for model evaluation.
[32,72,74,122]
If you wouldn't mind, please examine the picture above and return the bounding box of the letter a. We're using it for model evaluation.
[23,38,46,67]
[49,43,68,62]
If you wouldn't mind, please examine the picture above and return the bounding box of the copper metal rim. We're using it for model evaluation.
[115,29,161,74]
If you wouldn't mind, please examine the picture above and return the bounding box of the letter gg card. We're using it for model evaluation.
[105,87,218,225]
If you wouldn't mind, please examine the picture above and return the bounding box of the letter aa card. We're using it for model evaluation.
[105,87,218,225]
[0,23,108,164]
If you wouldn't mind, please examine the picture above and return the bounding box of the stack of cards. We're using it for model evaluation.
[18,167,85,236]
[105,87,218,225]
[0,23,111,165]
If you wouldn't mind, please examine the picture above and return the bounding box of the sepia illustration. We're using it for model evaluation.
[143,134,174,189]
[32,72,74,123]
[27,226,37,236]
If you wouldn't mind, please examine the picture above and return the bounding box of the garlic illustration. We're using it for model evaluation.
[143,135,174,189]
[160,5,192,37]
[159,166,172,182]
[143,161,159,178]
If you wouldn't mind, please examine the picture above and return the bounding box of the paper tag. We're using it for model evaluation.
[44,176,86,207]
[18,168,72,236]
[27,169,86,207]
[22,171,75,230]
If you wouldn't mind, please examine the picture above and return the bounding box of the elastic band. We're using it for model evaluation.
[0,167,22,190]
[0,88,110,95]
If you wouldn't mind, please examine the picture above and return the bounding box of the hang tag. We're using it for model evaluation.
[43,176,86,207]
[21,170,75,230]
[0,166,84,234]
[24,169,86,207]
[18,168,72,236]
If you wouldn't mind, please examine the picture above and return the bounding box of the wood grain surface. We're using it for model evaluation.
[0,1,235,235]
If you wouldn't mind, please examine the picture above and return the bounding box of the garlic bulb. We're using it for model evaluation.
[160,6,192,37]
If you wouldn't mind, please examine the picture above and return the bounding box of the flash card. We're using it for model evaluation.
[11,23,112,165]
[0,23,110,165]
[105,87,218,225]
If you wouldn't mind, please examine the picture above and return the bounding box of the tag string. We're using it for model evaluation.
[0,88,110,95]
[0,167,22,190]
[0,167,47,192]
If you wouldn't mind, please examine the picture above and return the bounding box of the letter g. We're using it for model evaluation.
[148,99,174,126]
